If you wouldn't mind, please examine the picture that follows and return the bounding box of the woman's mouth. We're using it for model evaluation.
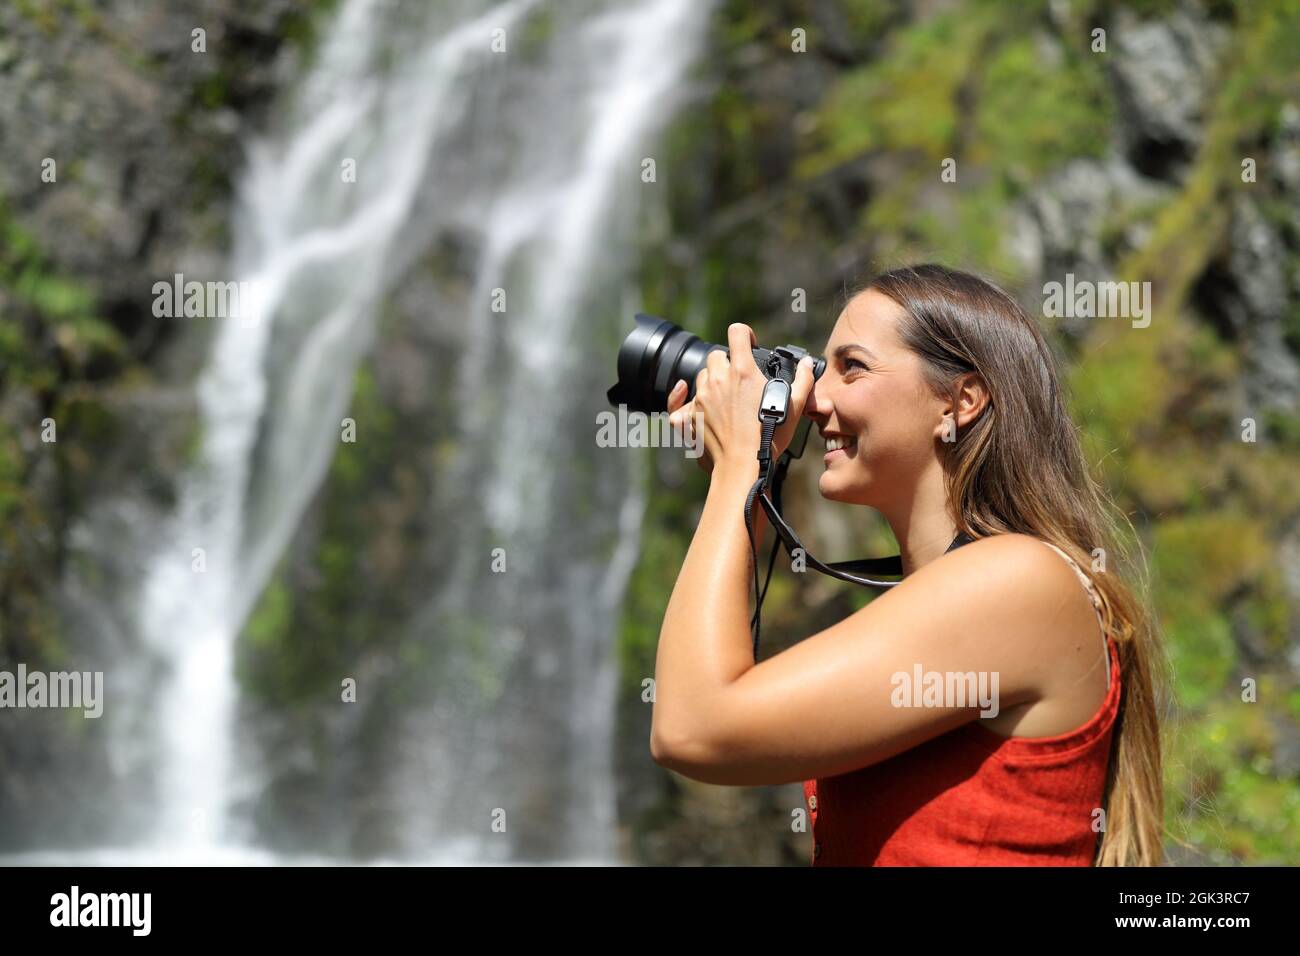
[823,435,857,463]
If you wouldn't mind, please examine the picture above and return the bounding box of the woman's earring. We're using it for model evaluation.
[940,413,957,444]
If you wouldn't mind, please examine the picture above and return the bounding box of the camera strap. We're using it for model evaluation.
[742,412,974,662]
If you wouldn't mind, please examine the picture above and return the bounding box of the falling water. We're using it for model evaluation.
[50,0,712,863]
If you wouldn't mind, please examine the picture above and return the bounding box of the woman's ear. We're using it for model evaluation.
[935,372,990,441]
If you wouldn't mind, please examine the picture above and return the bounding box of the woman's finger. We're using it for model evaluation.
[668,396,694,430]
[667,378,687,413]
[706,346,729,378]
[790,355,815,412]
[726,323,761,375]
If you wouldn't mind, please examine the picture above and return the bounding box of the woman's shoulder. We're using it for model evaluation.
[886,533,1097,634]
[910,532,1104,651]
[943,533,1100,609]
[932,532,1086,587]
[953,531,1058,557]
[925,531,1108,688]
[970,534,1098,593]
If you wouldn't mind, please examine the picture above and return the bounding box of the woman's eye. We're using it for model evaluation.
[844,358,868,373]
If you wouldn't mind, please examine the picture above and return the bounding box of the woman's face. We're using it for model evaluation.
[804,289,947,508]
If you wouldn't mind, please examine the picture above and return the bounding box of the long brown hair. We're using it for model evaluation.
[854,263,1171,866]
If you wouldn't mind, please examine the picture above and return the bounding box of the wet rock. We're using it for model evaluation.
[1109,5,1229,178]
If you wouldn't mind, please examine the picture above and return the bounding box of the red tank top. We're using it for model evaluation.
[803,602,1121,866]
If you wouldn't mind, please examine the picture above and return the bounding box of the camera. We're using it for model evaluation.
[605,313,827,414]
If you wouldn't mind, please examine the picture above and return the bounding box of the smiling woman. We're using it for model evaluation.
[649,263,1171,867]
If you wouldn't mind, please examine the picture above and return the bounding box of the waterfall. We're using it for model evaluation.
[71,0,709,863]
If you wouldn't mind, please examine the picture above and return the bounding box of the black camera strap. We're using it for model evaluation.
[742,414,974,662]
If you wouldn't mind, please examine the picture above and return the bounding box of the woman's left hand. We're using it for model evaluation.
[667,323,817,477]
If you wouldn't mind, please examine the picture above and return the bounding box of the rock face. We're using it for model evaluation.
[0,0,326,848]
[0,1,312,335]
[1108,6,1227,176]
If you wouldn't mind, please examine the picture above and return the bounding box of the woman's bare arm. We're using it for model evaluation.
[650,457,764,763]
[652,529,1096,786]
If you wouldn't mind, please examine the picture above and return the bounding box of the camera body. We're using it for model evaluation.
[606,313,826,415]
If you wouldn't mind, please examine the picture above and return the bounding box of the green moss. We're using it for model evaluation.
[799,8,994,178]
[1288,687,1300,722]
[1262,408,1300,449]
[236,358,406,704]
[797,3,1114,276]
[71,0,102,33]
[328,364,397,490]
[969,36,1114,182]
[279,0,344,50]
[0,321,24,375]
[13,0,105,32]
[54,395,122,453]
[1114,0,1183,17]
[179,417,205,468]
[1071,330,1170,462]
[238,564,308,702]
[516,5,555,60]
[717,1,777,50]
[195,74,228,110]
[1123,445,1205,514]
[0,430,23,523]
[864,174,1023,279]
[839,0,908,42]
[1167,703,1300,863]
[1164,609,1235,708]
[1237,570,1291,654]
[0,202,125,385]
[1151,513,1271,604]
[12,0,60,33]
[245,574,292,651]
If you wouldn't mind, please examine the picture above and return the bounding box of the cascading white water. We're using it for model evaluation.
[115,0,709,862]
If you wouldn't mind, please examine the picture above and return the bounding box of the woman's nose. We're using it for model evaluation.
[805,376,831,418]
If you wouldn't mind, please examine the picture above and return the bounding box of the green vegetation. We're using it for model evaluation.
[0,204,126,390]
[0,198,131,666]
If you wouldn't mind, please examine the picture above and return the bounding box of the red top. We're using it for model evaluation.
[803,635,1121,866]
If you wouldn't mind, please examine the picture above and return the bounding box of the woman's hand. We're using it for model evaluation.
[666,323,816,477]
[666,376,713,474]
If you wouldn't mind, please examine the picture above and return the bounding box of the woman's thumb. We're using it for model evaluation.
[793,355,815,404]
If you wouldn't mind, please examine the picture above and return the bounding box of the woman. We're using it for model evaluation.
[650,263,1169,866]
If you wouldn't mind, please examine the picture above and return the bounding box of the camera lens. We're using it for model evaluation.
[606,313,826,414]
[605,314,723,414]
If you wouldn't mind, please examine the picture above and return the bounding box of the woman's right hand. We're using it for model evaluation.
[669,377,772,549]
[667,379,713,474]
